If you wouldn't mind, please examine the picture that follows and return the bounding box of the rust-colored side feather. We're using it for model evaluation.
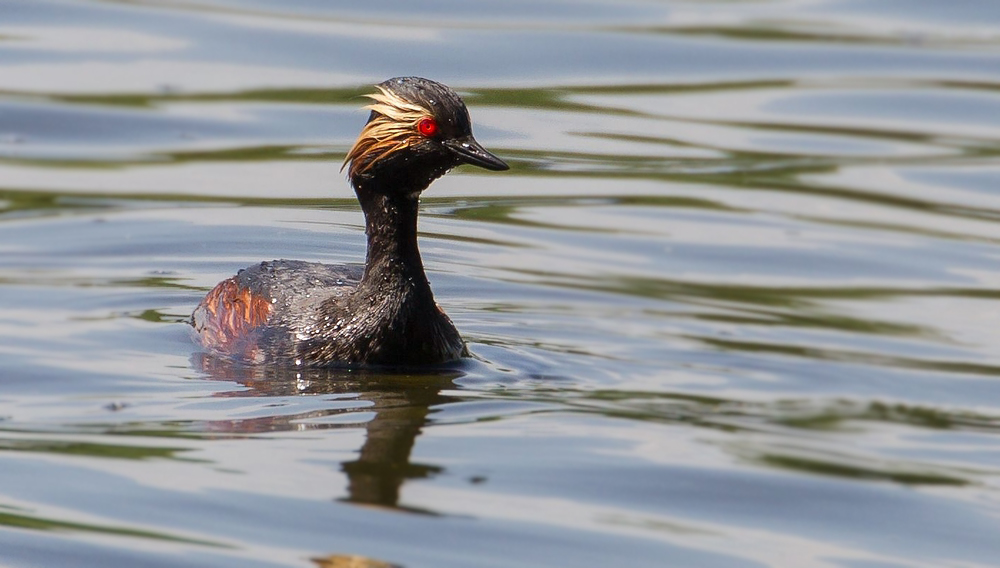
[193,277,272,360]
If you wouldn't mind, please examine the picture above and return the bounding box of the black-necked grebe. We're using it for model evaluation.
[191,77,509,366]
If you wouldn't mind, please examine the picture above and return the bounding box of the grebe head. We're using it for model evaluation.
[343,77,508,190]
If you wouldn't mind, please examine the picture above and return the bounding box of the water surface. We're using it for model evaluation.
[2,1,1000,567]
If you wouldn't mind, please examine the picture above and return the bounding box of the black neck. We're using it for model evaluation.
[353,177,432,295]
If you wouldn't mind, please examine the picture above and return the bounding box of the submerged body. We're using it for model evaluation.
[191,77,508,367]
[192,259,464,366]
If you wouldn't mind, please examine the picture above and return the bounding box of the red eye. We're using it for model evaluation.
[417,117,438,137]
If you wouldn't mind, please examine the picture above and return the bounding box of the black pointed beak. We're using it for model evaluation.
[444,136,509,171]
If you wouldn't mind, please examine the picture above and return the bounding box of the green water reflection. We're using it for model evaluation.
[2,0,1000,566]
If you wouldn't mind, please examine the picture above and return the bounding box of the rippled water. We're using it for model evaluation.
[2,1,1000,566]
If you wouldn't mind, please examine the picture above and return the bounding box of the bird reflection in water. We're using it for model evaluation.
[312,554,400,568]
[193,353,463,512]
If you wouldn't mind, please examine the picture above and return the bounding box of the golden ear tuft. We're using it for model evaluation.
[364,86,428,121]
[342,86,432,178]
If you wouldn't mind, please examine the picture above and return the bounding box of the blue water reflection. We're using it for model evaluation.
[1,0,1000,567]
